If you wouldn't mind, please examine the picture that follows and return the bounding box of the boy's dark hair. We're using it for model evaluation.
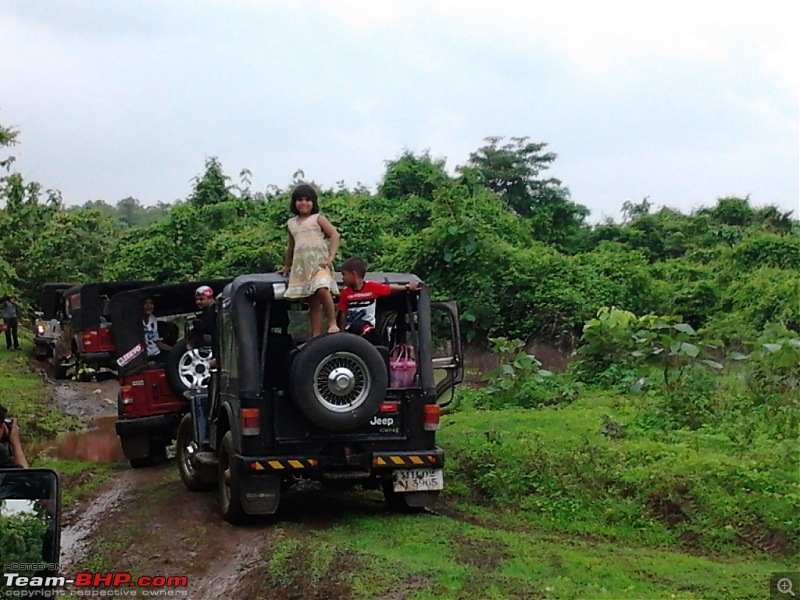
[0,403,7,422]
[289,184,320,215]
[341,257,367,278]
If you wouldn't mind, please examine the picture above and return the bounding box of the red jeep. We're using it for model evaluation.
[110,279,231,468]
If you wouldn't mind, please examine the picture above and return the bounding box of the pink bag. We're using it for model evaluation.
[389,343,417,388]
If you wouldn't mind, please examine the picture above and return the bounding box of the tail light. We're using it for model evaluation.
[82,329,98,348]
[120,385,134,406]
[379,402,398,413]
[423,404,440,431]
[241,408,260,436]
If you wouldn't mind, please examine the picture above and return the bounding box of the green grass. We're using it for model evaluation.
[34,458,115,506]
[248,499,791,600]
[246,386,797,598]
[439,391,799,556]
[0,332,81,441]
[243,386,796,598]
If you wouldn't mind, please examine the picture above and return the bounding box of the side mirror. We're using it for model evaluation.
[0,468,61,581]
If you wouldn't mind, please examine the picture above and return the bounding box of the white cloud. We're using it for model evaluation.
[0,0,796,218]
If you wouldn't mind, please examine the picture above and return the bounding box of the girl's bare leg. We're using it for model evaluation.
[317,288,340,333]
[308,295,323,337]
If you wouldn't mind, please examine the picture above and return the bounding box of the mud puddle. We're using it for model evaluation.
[33,415,126,463]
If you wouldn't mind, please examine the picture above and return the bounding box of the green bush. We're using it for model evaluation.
[730,232,800,271]
[704,267,800,341]
[0,511,49,567]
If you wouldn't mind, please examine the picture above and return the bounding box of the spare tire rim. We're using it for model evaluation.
[313,351,371,412]
[178,347,212,389]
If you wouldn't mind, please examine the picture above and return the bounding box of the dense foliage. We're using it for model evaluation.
[0,509,49,565]
[2,121,797,348]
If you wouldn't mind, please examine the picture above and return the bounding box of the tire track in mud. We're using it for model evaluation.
[62,463,277,599]
[38,373,273,598]
[60,471,136,567]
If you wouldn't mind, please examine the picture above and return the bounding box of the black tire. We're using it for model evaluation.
[289,334,387,431]
[166,339,212,395]
[177,413,216,492]
[219,431,248,524]
[51,352,68,380]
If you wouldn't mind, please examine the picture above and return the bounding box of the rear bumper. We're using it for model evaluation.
[115,413,183,439]
[235,448,445,477]
[80,351,114,367]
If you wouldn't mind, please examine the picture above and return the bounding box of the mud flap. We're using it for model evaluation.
[404,491,440,508]
[241,474,281,515]
[120,436,150,460]
[188,392,209,445]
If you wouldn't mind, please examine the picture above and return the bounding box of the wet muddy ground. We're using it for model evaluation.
[30,369,366,599]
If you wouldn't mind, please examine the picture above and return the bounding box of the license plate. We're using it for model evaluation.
[392,468,444,492]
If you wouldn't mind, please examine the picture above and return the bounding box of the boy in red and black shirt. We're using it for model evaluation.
[338,258,421,341]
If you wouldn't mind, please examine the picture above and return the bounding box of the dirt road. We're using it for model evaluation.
[32,373,268,598]
[36,374,397,599]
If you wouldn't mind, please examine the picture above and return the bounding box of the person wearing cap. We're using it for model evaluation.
[188,286,217,359]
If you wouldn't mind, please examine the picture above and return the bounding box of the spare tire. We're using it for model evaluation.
[166,339,212,395]
[290,334,387,431]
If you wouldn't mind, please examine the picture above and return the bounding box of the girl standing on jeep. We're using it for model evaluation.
[278,184,340,337]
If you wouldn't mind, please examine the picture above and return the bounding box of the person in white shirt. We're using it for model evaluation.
[142,297,172,363]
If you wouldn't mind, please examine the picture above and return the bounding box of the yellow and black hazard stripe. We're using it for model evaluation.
[372,454,441,468]
[248,458,318,471]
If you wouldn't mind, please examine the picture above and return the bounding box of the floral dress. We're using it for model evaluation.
[285,213,339,299]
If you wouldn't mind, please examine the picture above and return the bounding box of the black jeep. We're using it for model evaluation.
[110,279,231,468]
[52,281,154,380]
[177,272,463,523]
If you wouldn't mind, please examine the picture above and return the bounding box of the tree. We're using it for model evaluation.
[23,209,123,294]
[620,197,652,224]
[701,196,756,227]
[0,121,18,171]
[188,157,236,206]
[458,136,589,250]
[0,173,62,293]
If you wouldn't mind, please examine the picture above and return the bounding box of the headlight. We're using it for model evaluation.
[36,324,46,336]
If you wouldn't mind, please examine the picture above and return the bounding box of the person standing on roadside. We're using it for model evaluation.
[1,295,21,351]
[188,286,218,365]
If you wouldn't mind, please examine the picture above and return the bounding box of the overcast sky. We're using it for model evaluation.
[1,1,797,222]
